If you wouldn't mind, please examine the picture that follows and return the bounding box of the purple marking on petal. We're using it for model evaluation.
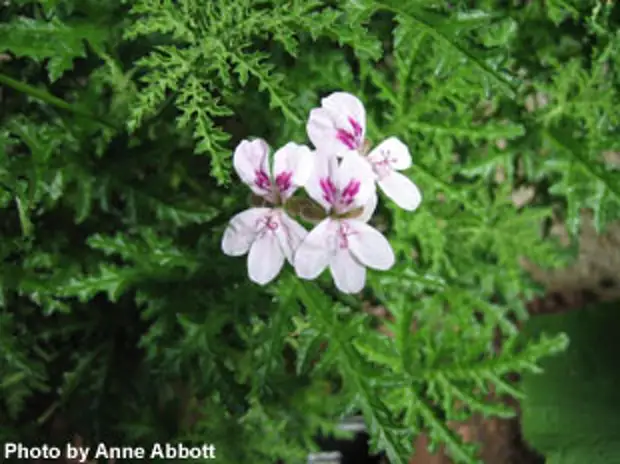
[341,180,361,206]
[320,178,337,205]
[336,129,357,150]
[335,117,363,150]
[255,169,271,190]
[275,171,293,193]
[337,221,357,249]
[349,117,362,137]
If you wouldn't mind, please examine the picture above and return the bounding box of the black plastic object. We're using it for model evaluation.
[311,431,385,464]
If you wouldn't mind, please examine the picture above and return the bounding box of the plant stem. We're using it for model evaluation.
[0,73,119,130]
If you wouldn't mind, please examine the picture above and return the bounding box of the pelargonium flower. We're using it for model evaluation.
[294,151,395,294]
[222,139,312,285]
[307,91,422,211]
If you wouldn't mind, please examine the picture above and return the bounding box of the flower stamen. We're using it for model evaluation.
[369,148,399,180]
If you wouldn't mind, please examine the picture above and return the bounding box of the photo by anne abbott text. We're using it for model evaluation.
[3,442,217,461]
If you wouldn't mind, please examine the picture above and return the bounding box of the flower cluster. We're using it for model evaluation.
[221,92,422,294]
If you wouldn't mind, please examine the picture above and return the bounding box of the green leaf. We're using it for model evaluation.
[0,17,109,82]
[522,302,620,464]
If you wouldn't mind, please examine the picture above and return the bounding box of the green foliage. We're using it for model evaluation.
[122,0,381,183]
[521,302,620,464]
[0,0,618,463]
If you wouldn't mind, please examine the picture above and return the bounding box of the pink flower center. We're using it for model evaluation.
[370,149,398,180]
[275,171,293,193]
[320,178,361,213]
[256,213,279,238]
[336,117,363,150]
[254,169,294,204]
[255,169,271,191]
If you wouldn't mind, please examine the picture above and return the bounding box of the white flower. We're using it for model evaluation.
[232,138,312,203]
[294,151,395,294]
[222,207,308,285]
[306,91,422,211]
[307,92,366,157]
[221,139,312,285]
[365,136,422,211]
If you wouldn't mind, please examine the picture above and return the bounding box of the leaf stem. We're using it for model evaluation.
[0,73,119,130]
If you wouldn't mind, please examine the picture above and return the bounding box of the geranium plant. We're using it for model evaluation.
[1,1,618,464]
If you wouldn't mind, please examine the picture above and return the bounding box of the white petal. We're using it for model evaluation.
[330,249,366,294]
[357,191,378,223]
[247,231,285,285]
[221,207,271,256]
[233,139,271,196]
[303,150,338,211]
[321,92,366,137]
[348,220,395,271]
[367,137,412,171]
[294,218,335,280]
[307,92,366,157]
[307,108,347,156]
[276,211,308,264]
[378,171,422,211]
[273,142,313,199]
[336,153,376,211]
